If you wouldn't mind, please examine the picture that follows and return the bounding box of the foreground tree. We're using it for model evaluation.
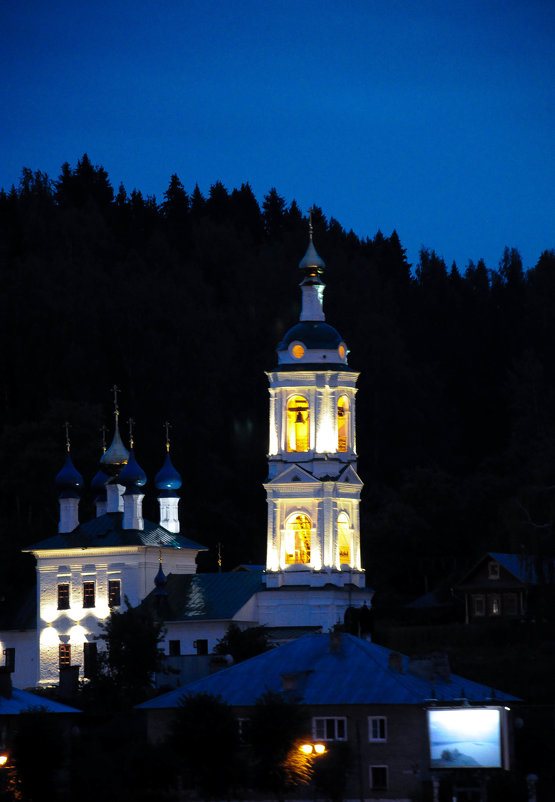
[213,622,272,663]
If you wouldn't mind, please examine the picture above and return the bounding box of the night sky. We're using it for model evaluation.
[2,0,553,270]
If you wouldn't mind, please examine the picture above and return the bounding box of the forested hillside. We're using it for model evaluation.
[1,155,555,607]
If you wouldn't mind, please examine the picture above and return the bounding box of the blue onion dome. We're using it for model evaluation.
[154,563,167,596]
[118,449,147,490]
[91,467,110,494]
[55,453,84,496]
[155,451,182,492]
[100,421,129,477]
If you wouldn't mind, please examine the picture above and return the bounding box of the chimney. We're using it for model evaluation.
[0,667,12,699]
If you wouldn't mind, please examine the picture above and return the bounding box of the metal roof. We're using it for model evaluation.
[24,512,207,552]
[142,570,265,621]
[138,632,518,709]
[0,688,80,715]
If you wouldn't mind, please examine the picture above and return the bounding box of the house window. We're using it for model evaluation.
[59,644,71,669]
[338,512,351,565]
[285,513,311,565]
[313,717,347,741]
[337,396,349,452]
[287,396,309,452]
[472,595,485,617]
[505,593,518,616]
[57,583,70,610]
[169,640,181,656]
[194,639,208,656]
[369,716,387,742]
[488,561,500,580]
[83,643,97,678]
[489,594,501,616]
[83,581,95,608]
[370,765,388,790]
[108,579,121,607]
[237,718,252,744]
[3,648,15,673]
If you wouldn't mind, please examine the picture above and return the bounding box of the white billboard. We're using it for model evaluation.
[427,707,508,769]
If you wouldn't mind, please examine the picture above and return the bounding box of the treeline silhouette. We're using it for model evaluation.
[1,154,555,606]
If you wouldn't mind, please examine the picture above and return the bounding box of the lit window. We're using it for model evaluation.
[338,512,351,565]
[285,514,311,565]
[488,561,500,580]
[313,717,347,741]
[337,396,349,452]
[489,595,501,616]
[287,396,309,452]
[370,765,388,790]
[59,644,71,669]
[108,579,121,607]
[57,583,70,610]
[291,344,305,359]
[369,716,387,742]
[83,581,95,609]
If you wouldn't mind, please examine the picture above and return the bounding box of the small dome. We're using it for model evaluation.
[100,422,129,477]
[154,563,167,596]
[55,453,84,494]
[155,451,182,491]
[299,239,326,271]
[279,321,343,350]
[91,467,109,492]
[118,449,146,488]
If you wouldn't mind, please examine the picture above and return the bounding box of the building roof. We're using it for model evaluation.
[142,570,265,621]
[0,688,80,715]
[24,512,206,553]
[456,552,547,589]
[138,632,518,709]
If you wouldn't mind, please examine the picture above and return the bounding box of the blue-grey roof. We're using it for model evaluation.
[278,321,343,350]
[0,688,80,715]
[143,570,265,621]
[488,553,541,584]
[138,633,518,709]
[24,512,206,552]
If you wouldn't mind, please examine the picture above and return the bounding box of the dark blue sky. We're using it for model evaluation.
[2,0,553,270]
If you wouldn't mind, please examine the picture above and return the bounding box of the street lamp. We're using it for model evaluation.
[299,743,327,756]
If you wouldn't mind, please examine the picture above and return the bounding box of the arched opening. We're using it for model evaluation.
[337,396,349,452]
[338,512,351,565]
[287,396,309,452]
[285,513,312,565]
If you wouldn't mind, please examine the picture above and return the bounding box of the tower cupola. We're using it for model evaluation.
[56,423,83,533]
[100,386,129,513]
[119,419,146,530]
[155,423,182,533]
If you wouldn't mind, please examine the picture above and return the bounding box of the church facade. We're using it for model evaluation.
[0,231,373,688]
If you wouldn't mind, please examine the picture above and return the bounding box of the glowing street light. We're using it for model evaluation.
[299,742,326,756]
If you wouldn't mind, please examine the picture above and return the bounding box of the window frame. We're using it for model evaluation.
[472,594,485,617]
[3,648,15,673]
[168,640,181,656]
[369,765,388,791]
[59,643,71,669]
[83,642,98,679]
[284,512,312,566]
[57,583,70,610]
[286,395,310,453]
[312,716,347,742]
[488,561,500,580]
[337,395,349,452]
[83,581,96,609]
[368,716,387,743]
[108,579,121,608]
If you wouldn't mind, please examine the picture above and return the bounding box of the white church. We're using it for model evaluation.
[0,230,373,688]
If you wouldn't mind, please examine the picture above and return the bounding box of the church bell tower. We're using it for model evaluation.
[264,224,365,589]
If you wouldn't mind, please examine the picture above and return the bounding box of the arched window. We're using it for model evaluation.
[338,512,351,565]
[287,396,309,452]
[337,396,349,452]
[285,513,311,565]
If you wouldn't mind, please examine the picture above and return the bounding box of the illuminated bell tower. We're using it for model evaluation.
[265,224,364,589]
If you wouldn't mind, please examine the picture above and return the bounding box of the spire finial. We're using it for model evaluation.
[128,417,135,449]
[100,424,108,453]
[309,207,314,240]
[63,421,71,452]
[110,385,121,419]
[164,421,172,452]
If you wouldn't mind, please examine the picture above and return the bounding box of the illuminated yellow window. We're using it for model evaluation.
[292,344,305,359]
[285,514,311,565]
[337,396,349,452]
[287,396,309,452]
[338,512,351,564]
